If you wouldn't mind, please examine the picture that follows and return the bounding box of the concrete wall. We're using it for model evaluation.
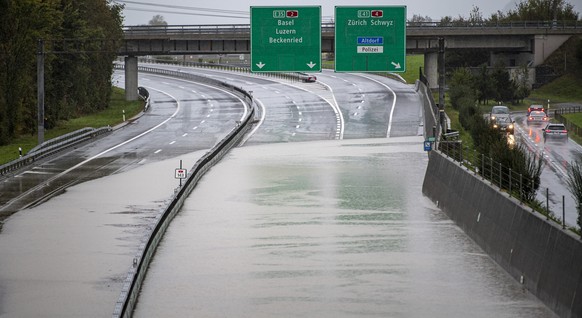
[423,151,582,318]
[534,35,572,66]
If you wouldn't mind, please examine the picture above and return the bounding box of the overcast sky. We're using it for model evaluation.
[117,0,582,25]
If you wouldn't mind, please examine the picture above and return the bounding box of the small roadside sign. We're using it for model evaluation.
[175,168,187,179]
[424,141,432,151]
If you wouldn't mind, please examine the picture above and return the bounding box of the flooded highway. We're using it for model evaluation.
[134,137,556,318]
[0,67,558,317]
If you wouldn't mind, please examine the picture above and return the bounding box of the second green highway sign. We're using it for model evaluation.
[335,6,407,72]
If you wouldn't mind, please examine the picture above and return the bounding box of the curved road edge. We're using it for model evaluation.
[112,67,256,318]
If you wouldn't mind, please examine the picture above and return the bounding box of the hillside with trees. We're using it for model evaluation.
[0,0,124,146]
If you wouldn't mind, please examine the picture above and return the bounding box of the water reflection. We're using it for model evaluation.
[134,137,556,318]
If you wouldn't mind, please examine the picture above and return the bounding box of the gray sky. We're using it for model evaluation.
[117,0,582,25]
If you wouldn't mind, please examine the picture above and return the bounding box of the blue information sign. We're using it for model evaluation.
[357,37,383,45]
[424,141,432,151]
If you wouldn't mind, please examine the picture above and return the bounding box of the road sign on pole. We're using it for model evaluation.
[334,6,406,72]
[251,6,321,72]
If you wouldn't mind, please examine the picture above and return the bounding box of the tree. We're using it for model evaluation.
[0,0,123,145]
[469,5,484,26]
[449,68,476,110]
[474,65,496,105]
[491,62,517,103]
[409,14,432,26]
[505,0,579,21]
[149,14,167,26]
[514,64,532,103]
[576,38,582,74]
[566,159,582,235]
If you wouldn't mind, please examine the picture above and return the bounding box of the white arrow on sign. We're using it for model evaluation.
[391,62,401,69]
[307,61,317,69]
[256,62,265,69]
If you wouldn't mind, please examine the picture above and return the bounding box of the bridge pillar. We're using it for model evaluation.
[424,52,438,89]
[124,56,138,101]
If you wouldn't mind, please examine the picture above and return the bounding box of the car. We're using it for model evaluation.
[491,113,515,134]
[298,72,317,83]
[527,104,545,115]
[527,110,549,125]
[303,75,317,83]
[542,123,568,141]
[489,105,510,122]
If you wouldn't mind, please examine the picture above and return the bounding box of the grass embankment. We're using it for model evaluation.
[322,54,424,84]
[0,87,143,165]
[528,74,582,105]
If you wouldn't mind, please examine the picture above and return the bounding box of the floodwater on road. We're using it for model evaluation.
[134,137,556,318]
[0,150,207,317]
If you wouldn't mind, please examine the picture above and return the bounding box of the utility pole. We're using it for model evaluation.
[37,39,45,144]
[438,37,446,134]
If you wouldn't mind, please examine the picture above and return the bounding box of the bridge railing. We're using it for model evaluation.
[122,20,581,36]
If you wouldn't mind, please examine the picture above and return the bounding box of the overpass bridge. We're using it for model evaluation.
[120,21,582,98]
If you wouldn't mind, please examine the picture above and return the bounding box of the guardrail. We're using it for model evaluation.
[0,126,112,177]
[122,20,582,36]
[554,106,582,139]
[0,85,152,177]
[124,58,313,83]
[111,66,256,318]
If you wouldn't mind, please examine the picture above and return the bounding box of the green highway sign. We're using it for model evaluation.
[335,6,406,72]
[251,6,321,72]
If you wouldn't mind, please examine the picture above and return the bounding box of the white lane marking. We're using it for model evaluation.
[200,120,206,124]
[178,86,185,89]
[169,141,176,145]
[355,74,397,138]
[148,73,248,122]
[240,97,266,146]
[54,87,181,177]
[191,90,197,93]
[316,81,345,140]
[154,149,162,154]
[207,114,211,118]
[20,171,53,175]
[138,159,147,165]
[296,125,300,128]
[182,133,188,137]
[193,126,198,130]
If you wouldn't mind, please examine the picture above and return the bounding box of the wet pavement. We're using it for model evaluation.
[0,150,207,317]
[134,137,556,318]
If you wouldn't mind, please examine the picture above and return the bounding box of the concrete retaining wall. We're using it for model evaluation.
[423,150,582,318]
